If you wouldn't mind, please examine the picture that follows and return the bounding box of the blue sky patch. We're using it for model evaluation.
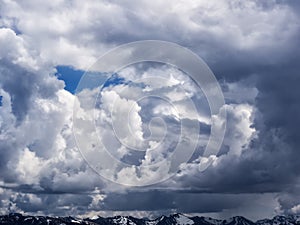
[102,73,126,89]
[55,66,85,94]
[56,65,130,94]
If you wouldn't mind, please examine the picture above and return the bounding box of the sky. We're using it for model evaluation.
[0,0,300,221]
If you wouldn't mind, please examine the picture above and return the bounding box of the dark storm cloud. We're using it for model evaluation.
[13,193,94,216]
[171,51,300,210]
[251,52,300,212]
[101,190,245,213]
[168,0,300,197]
[277,0,300,12]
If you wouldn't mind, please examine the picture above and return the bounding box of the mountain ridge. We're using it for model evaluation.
[1,213,300,225]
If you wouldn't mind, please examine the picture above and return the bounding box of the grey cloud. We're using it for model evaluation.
[0,59,63,122]
[101,190,245,213]
[13,193,93,216]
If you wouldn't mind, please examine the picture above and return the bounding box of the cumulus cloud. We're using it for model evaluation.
[0,26,104,214]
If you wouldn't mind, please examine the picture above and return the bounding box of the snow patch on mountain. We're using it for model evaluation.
[174,214,194,225]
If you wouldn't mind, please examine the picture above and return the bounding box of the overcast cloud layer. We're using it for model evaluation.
[0,0,300,221]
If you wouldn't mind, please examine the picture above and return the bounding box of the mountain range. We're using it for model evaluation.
[1,213,299,225]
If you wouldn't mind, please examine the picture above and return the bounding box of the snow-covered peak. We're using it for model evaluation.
[112,216,137,225]
[173,214,194,225]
